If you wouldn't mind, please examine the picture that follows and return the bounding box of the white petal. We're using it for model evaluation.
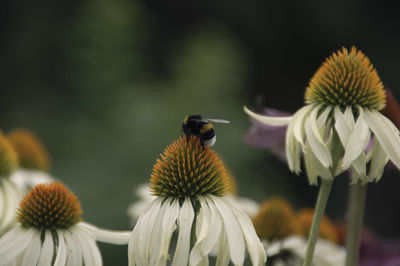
[305,106,332,168]
[20,231,41,266]
[171,197,195,266]
[138,198,163,265]
[157,198,180,266]
[368,139,389,182]
[316,105,333,131]
[365,109,400,169]
[209,195,245,266]
[148,198,170,266]
[37,230,55,266]
[334,106,352,146]
[54,231,67,266]
[285,122,302,174]
[215,230,230,266]
[293,105,315,144]
[341,107,370,170]
[73,227,102,266]
[285,105,314,174]
[244,106,292,126]
[129,197,163,266]
[227,200,266,266]
[201,197,223,256]
[79,222,130,245]
[303,140,332,185]
[0,227,35,264]
[190,196,211,266]
[64,230,82,266]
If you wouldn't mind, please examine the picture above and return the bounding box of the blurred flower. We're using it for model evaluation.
[7,129,55,193]
[295,208,339,244]
[128,136,266,266]
[252,198,344,266]
[0,130,22,235]
[0,183,130,265]
[244,108,289,162]
[245,47,400,184]
[334,222,400,266]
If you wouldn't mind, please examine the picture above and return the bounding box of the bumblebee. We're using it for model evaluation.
[182,115,229,147]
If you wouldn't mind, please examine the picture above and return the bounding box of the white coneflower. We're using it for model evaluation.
[128,136,266,266]
[0,183,130,265]
[7,129,55,193]
[0,130,22,235]
[245,47,395,266]
[245,47,400,185]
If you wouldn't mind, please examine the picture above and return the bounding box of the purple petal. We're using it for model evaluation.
[243,108,290,162]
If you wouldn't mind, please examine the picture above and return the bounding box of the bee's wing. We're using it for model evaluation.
[205,118,230,124]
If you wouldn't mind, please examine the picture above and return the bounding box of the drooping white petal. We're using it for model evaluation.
[368,139,389,182]
[200,197,223,257]
[210,195,245,266]
[21,231,42,266]
[316,105,333,131]
[64,230,82,266]
[365,109,400,169]
[293,105,315,144]
[73,226,102,266]
[334,106,351,145]
[157,198,180,266]
[244,106,292,126]
[130,197,162,266]
[148,198,170,266]
[0,227,35,264]
[285,122,302,174]
[79,222,130,245]
[341,107,369,170]
[190,196,212,266]
[305,106,332,168]
[303,140,332,185]
[37,230,55,266]
[171,197,195,266]
[286,105,314,174]
[54,231,67,266]
[227,199,266,266]
[215,230,230,266]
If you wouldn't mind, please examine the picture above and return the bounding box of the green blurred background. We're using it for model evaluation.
[1,0,400,264]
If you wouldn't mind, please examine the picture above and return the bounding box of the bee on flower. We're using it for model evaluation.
[128,135,266,266]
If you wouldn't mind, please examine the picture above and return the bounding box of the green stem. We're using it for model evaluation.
[303,179,333,266]
[345,183,367,266]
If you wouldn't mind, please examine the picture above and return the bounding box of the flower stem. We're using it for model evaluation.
[345,183,367,266]
[303,179,333,266]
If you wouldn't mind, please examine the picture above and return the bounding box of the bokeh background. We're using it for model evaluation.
[1,0,400,264]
